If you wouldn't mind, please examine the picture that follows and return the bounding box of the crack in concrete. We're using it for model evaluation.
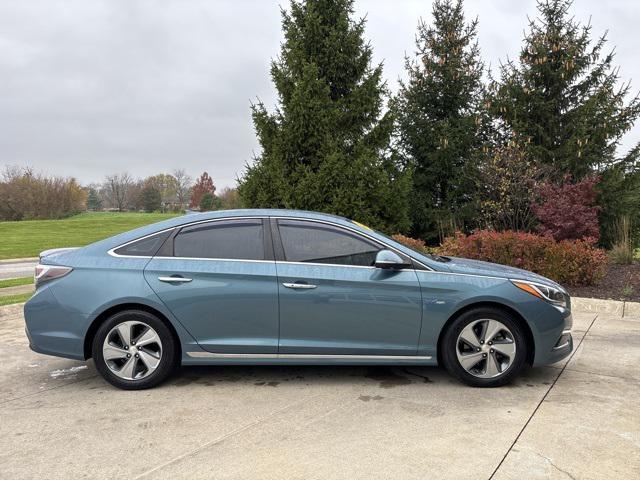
[488,314,599,479]
[133,394,320,479]
[527,449,576,480]
[0,374,98,407]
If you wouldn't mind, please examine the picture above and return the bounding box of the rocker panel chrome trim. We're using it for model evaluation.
[186,352,433,360]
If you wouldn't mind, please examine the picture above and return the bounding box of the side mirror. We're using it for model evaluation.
[374,249,411,269]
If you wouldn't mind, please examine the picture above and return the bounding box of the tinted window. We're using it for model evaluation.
[114,230,172,257]
[174,219,264,260]
[278,220,381,266]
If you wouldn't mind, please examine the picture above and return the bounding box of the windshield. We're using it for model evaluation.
[348,221,450,262]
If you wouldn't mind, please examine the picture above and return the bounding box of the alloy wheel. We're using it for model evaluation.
[455,319,516,378]
[102,321,163,380]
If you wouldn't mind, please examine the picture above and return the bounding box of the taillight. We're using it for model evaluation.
[34,264,73,288]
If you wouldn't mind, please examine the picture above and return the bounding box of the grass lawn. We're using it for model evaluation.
[0,277,33,288]
[0,292,32,306]
[0,212,179,260]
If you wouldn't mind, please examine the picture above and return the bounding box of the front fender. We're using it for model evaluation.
[415,271,568,361]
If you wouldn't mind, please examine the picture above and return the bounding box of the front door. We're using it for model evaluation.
[144,218,279,354]
[274,219,422,356]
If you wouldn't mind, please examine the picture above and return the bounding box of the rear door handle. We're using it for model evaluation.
[158,276,192,283]
[282,282,317,290]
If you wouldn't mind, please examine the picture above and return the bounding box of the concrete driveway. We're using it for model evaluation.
[0,304,638,480]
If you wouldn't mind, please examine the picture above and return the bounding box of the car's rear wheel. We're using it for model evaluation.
[92,310,176,390]
[441,307,528,387]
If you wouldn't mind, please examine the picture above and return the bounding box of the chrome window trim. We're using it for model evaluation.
[153,256,274,264]
[107,214,434,271]
[186,352,433,360]
[276,260,375,270]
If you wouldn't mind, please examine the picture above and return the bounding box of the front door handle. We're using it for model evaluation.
[282,282,317,290]
[158,276,192,283]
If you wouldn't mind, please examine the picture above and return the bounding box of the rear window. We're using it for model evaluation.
[173,219,265,260]
[113,230,172,257]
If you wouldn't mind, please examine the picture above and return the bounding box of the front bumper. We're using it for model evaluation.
[532,307,574,366]
[545,329,574,364]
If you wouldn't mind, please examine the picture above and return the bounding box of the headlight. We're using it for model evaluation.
[511,279,569,308]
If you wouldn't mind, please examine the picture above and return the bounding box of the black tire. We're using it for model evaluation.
[441,307,528,387]
[92,310,177,390]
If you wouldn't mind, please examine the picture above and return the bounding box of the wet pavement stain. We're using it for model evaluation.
[358,395,384,402]
[402,368,433,383]
[364,368,412,389]
[254,381,280,387]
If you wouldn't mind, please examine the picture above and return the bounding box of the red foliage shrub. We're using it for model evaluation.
[391,234,427,252]
[531,175,600,242]
[438,230,608,286]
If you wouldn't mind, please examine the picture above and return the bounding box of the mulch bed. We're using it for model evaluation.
[569,262,640,302]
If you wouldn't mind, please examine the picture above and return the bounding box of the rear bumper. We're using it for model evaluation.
[24,286,86,361]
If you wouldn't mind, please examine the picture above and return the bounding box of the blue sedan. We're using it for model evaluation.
[24,209,573,389]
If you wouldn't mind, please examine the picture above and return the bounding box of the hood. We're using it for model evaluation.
[443,256,564,290]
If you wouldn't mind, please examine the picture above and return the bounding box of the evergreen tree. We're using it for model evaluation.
[86,187,102,211]
[139,185,161,213]
[199,192,215,211]
[238,0,410,232]
[491,0,640,178]
[491,0,640,245]
[394,0,486,242]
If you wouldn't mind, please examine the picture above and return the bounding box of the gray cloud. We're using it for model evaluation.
[0,0,638,188]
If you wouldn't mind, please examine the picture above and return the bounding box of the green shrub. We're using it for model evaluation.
[438,230,608,286]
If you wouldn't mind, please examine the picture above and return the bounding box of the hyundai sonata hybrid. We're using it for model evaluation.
[24,209,573,389]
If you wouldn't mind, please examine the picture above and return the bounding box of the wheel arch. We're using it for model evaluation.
[83,303,182,361]
[436,301,535,365]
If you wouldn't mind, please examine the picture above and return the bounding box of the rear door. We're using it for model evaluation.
[144,218,279,354]
[273,219,423,356]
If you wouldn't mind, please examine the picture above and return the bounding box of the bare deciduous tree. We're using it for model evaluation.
[172,169,192,210]
[103,173,134,211]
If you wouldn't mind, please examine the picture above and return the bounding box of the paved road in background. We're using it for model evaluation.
[0,303,638,479]
[0,258,37,280]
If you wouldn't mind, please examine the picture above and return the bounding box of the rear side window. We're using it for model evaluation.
[277,220,381,266]
[113,230,172,257]
[174,219,265,260]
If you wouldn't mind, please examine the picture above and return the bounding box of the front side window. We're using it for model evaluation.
[277,220,381,266]
[174,219,264,260]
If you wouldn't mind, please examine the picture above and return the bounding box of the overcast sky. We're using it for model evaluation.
[1,0,638,188]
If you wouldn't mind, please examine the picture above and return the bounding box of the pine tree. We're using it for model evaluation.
[238,0,410,232]
[491,0,640,178]
[394,0,486,242]
[86,187,102,211]
[491,0,640,245]
[139,185,161,213]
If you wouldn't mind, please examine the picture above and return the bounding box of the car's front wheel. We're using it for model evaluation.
[441,307,528,387]
[92,310,177,390]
